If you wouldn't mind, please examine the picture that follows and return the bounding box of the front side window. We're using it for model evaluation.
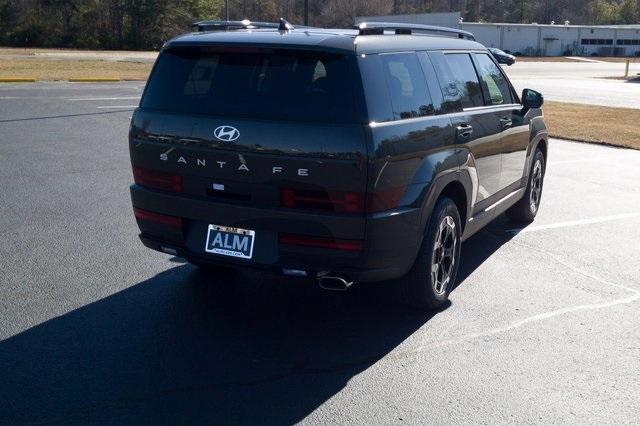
[474,54,513,105]
[380,53,435,120]
[430,52,484,110]
[442,53,484,108]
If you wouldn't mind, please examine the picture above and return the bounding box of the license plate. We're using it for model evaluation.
[204,224,255,259]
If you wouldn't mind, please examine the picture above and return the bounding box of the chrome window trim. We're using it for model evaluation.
[436,49,488,54]
[369,114,444,128]
[367,49,523,128]
[378,51,416,56]
[369,103,522,128]
[462,103,521,112]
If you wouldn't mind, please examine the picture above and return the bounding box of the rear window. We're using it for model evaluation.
[141,47,364,123]
[357,52,436,123]
[380,53,435,120]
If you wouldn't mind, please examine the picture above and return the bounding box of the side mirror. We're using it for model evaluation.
[522,88,544,109]
[494,55,511,65]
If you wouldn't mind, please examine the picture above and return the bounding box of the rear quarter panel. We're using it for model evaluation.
[363,116,461,273]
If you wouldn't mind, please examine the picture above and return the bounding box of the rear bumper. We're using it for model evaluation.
[130,185,422,282]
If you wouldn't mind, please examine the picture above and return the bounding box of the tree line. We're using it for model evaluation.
[0,0,638,50]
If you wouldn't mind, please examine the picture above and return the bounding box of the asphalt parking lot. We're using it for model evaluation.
[504,60,640,108]
[1,82,639,424]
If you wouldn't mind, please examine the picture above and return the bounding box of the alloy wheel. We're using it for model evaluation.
[529,159,543,213]
[431,215,457,295]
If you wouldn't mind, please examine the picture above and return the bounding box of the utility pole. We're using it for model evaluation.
[225,0,229,21]
[304,0,309,26]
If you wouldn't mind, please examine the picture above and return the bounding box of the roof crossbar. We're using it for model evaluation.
[356,22,475,41]
[193,18,295,32]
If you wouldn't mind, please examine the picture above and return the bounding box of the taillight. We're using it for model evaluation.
[280,188,365,213]
[366,187,406,212]
[133,166,182,192]
[279,233,363,252]
[133,208,182,228]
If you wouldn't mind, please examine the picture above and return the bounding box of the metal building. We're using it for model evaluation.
[465,22,640,56]
[355,12,640,56]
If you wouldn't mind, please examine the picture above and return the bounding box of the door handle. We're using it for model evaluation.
[456,124,473,139]
[500,116,513,129]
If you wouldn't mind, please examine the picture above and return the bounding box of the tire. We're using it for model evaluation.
[506,148,545,224]
[399,197,462,310]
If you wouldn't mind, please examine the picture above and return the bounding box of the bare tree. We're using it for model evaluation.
[319,0,393,27]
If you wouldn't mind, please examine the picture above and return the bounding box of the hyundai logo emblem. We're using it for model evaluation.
[213,125,240,142]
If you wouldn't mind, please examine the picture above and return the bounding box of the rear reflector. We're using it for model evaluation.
[366,186,406,212]
[279,233,363,252]
[282,268,308,277]
[160,246,178,255]
[133,166,182,192]
[133,208,182,228]
[280,188,365,213]
[280,186,406,213]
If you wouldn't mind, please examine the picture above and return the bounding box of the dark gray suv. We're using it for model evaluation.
[129,20,548,309]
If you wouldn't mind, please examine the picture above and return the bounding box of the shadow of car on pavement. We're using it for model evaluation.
[0,216,518,424]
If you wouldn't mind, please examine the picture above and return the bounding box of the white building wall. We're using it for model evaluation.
[355,13,640,56]
[466,24,501,48]
[461,23,640,56]
[539,26,582,55]
[499,25,540,55]
[616,28,640,57]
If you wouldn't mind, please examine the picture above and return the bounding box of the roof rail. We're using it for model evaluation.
[193,18,295,32]
[355,22,475,41]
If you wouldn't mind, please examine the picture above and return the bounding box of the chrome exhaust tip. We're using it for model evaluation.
[317,275,354,291]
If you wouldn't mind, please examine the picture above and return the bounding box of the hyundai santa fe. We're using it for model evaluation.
[129,19,548,309]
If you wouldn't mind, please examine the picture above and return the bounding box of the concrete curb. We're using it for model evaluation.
[67,78,122,82]
[549,134,637,151]
[0,77,146,83]
[0,78,37,83]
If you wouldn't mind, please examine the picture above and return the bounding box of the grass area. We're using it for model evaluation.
[0,47,157,56]
[590,56,640,63]
[0,58,152,80]
[544,101,640,150]
[602,76,640,81]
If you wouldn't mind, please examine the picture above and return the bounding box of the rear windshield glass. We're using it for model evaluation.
[141,47,364,123]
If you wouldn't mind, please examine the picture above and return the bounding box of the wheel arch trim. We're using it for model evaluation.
[418,168,472,242]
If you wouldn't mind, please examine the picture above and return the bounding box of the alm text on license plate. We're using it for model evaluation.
[205,224,255,259]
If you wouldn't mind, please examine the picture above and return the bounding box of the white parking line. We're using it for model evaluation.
[407,241,640,359]
[68,97,140,101]
[508,212,640,234]
[564,56,604,63]
[96,105,137,109]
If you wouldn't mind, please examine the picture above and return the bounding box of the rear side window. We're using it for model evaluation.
[474,54,513,105]
[141,48,364,123]
[380,53,435,120]
[430,52,484,109]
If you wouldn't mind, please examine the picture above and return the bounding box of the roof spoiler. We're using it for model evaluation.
[355,22,475,41]
[193,18,295,32]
